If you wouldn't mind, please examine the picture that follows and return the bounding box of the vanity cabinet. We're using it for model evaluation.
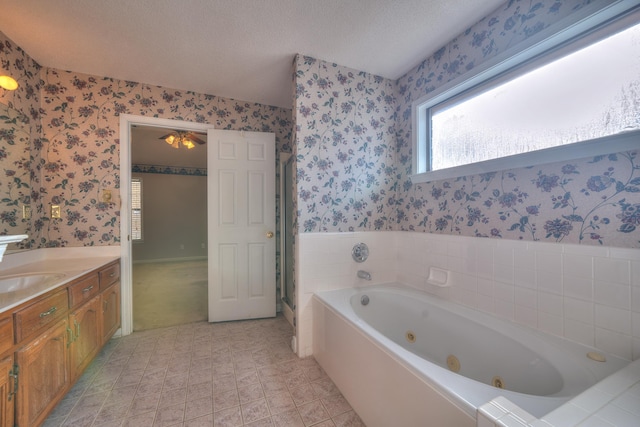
[0,354,14,427]
[0,258,120,427]
[68,295,101,382]
[101,282,120,343]
[15,319,70,427]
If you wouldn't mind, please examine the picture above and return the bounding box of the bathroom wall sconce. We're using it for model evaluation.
[0,75,18,91]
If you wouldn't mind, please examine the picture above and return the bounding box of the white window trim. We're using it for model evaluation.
[411,1,640,184]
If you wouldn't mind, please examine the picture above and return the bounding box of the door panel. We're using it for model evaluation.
[208,130,276,321]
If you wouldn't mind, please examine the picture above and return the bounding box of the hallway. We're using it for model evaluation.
[132,260,208,331]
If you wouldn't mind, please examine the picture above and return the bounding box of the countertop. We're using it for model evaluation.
[0,247,120,313]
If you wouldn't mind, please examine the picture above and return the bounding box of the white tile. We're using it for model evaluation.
[594,257,631,285]
[563,253,594,279]
[478,278,494,297]
[564,275,594,301]
[494,244,515,266]
[576,414,616,426]
[609,247,640,262]
[494,282,515,302]
[514,248,536,271]
[564,319,594,347]
[612,393,640,416]
[514,268,536,289]
[539,312,563,337]
[595,328,633,360]
[633,312,640,339]
[515,305,537,329]
[596,403,640,426]
[477,293,494,314]
[563,243,607,257]
[494,263,514,285]
[494,299,515,321]
[595,368,640,395]
[515,287,537,309]
[632,260,640,287]
[632,285,640,313]
[571,387,615,412]
[595,281,631,310]
[542,402,590,426]
[536,269,563,295]
[497,414,528,427]
[564,297,594,324]
[479,401,509,421]
[536,251,562,274]
[538,292,564,316]
[595,305,631,335]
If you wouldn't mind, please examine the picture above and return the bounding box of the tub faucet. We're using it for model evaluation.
[357,270,371,281]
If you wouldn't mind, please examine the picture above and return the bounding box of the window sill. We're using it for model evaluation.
[410,130,640,184]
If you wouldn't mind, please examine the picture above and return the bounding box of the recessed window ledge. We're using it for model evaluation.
[410,129,640,184]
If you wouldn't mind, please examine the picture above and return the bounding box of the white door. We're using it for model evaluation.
[208,129,276,322]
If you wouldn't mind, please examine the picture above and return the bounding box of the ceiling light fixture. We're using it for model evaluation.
[0,75,18,91]
[164,132,196,149]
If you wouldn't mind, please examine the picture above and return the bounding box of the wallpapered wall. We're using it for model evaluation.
[0,34,41,248]
[0,29,293,248]
[294,0,640,249]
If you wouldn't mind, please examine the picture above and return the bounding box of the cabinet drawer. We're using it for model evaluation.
[69,274,100,308]
[0,315,13,354]
[14,288,69,343]
[99,262,120,290]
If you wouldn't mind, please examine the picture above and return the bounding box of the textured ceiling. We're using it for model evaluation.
[0,0,504,108]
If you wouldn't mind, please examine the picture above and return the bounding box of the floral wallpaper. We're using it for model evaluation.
[0,28,293,249]
[294,0,640,248]
[293,56,398,233]
[0,34,41,248]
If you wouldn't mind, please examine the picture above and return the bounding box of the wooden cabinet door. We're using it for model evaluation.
[0,354,14,427]
[16,319,70,427]
[101,282,120,343]
[69,296,101,382]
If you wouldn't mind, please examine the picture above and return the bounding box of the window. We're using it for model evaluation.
[131,178,143,241]
[412,3,640,183]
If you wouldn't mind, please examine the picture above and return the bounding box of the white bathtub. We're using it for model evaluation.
[312,284,629,426]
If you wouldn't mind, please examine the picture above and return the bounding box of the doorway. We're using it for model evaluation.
[119,115,277,336]
[130,124,208,330]
[119,115,215,336]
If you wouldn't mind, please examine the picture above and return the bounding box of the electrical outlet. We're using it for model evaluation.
[22,205,31,220]
[179,244,184,250]
[51,205,61,219]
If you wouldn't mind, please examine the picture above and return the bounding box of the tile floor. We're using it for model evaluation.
[43,315,365,427]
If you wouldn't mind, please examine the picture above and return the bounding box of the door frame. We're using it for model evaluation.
[119,114,215,336]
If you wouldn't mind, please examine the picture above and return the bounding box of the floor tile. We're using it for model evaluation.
[43,315,365,426]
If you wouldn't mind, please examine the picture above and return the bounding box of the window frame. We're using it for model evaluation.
[131,177,143,242]
[411,1,640,184]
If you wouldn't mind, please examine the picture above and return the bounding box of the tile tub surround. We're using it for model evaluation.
[298,231,640,424]
[42,315,365,427]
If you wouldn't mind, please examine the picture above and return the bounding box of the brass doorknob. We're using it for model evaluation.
[266,231,274,239]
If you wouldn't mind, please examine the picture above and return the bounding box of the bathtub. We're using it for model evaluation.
[312,284,629,426]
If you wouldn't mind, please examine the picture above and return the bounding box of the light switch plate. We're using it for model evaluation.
[51,205,61,219]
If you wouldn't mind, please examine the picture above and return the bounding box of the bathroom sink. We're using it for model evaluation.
[0,272,66,293]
